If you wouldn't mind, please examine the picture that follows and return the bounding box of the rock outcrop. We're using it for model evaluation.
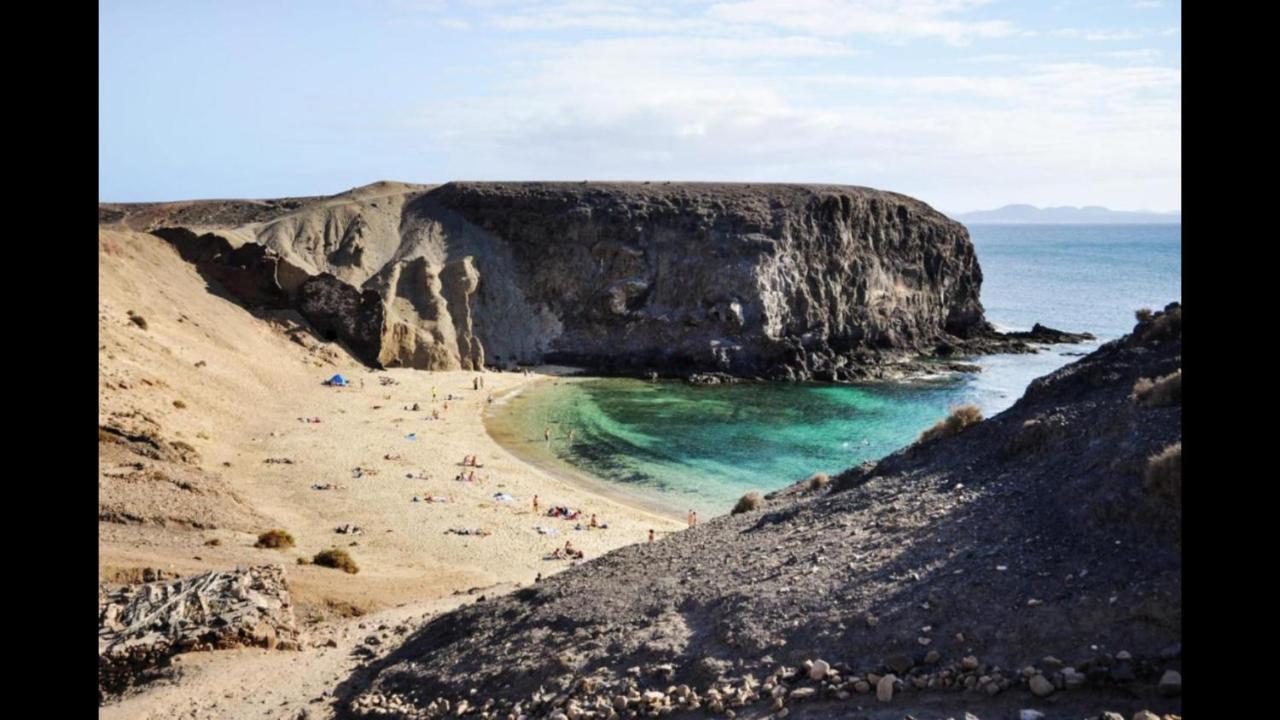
[98,565,300,701]
[339,304,1181,719]
[110,182,1088,379]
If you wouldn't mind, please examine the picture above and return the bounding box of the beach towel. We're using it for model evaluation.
[493,493,516,502]
[535,526,558,536]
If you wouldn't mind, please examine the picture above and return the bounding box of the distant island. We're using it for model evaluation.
[954,203,1181,225]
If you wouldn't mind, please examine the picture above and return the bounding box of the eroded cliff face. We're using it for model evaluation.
[433,182,986,377]
[124,181,994,378]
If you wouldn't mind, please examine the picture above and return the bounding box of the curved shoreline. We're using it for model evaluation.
[482,371,689,523]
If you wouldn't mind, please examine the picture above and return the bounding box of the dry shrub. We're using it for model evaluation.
[732,491,763,515]
[129,315,149,330]
[1131,369,1181,407]
[255,529,295,549]
[204,538,221,547]
[808,472,831,491]
[1144,442,1181,505]
[1136,304,1181,342]
[172,400,187,409]
[919,403,983,443]
[313,548,359,574]
[1135,308,1154,323]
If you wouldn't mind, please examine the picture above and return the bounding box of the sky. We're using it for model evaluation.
[99,0,1181,212]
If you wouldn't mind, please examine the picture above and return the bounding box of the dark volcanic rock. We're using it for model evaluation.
[341,305,1181,719]
[121,182,1085,379]
[433,181,987,377]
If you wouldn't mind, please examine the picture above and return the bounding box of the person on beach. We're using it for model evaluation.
[590,513,599,528]
[473,377,479,391]
[432,386,438,402]
[544,426,551,443]
[687,510,697,527]
[648,529,655,544]
[487,392,493,404]
[432,408,440,420]
[533,495,540,513]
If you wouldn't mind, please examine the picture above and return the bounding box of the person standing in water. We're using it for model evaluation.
[687,510,698,527]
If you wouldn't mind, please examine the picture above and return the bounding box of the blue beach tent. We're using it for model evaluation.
[326,374,349,387]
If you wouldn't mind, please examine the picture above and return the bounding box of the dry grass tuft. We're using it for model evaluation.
[313,548,359,574]
[255,529,295,549]
[1144,442,1181,505]
[732,491,763,515]
[1135,304,1181,342]
[1131,369,1181,407]
[172,399,187,409]
[808,472,831,491]
[128,315,149,330]
[919,403,983,443]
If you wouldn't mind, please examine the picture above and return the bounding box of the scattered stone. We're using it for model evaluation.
[924,650,940,664]
[876,674,896,702]
[808,659,829,680]
[1115,650,1132,661]
[961,656,979,671]
[1132,712,1160,720]
[1028,674,1054,697]
[885,654,913,674]
[1158,669,1182,696]
[1018,711,1045,720]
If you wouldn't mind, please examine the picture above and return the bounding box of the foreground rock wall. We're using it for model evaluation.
[99,565,299,700]
[129,181,999,378]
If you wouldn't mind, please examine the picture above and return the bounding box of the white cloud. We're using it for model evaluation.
[707,0,1017,45]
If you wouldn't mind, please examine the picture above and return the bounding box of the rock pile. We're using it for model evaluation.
[98,564,299,700]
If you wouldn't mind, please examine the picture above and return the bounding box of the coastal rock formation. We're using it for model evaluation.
[98,565,300,701]
[341,304,1181,718]
[104,182,1081,379]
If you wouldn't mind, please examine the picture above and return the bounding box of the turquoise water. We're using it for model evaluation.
[488,224,1182,515]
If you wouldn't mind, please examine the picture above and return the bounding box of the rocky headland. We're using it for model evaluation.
[338,304,1181,719]
[102,181,1091,383]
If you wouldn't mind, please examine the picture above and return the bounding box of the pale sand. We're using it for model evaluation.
[99,228,685,718]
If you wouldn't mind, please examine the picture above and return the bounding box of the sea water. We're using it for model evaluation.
[486,224,1182,515]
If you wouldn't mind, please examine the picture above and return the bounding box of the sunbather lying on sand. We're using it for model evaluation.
[446,528,491,536]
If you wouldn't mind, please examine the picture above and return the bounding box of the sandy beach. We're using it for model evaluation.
[98,228,684,718]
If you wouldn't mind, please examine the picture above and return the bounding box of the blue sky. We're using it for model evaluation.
[99,1,1181,212]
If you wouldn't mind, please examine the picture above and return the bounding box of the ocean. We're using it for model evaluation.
[485,224,1182,515]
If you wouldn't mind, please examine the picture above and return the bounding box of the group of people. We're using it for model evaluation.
[461,455,483,467]
[549,540,585,560]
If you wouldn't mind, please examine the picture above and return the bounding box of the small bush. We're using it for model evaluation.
[172,400,187,409]
[1135,304,1181,342]
[313,548,359,574]
[204,538,221,547]
[255,529,295,549]
[1135,308,1154,323]
[732,491,763,515]
[129,315,148,330]
[919,403,983,443]
[1131,369,1181,407]
[296,557,310,565]
[1144,442,1181,505]
[808,473,830,491]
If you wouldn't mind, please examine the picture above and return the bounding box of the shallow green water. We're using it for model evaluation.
[486,370,1029,515]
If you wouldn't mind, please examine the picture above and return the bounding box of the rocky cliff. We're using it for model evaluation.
[105,181,1081,380]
